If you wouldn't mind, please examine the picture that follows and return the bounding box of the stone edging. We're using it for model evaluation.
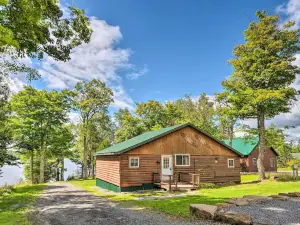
[190,192,300,225]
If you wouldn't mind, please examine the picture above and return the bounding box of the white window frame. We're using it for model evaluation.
[129,157,139,168]
[252,158,257,165]
[228,159,235,168]
[175,154,190,166]
[270,158,275,168]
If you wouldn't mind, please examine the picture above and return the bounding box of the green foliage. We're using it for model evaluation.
[114,93,221,143]
[0,0,92,80]
[0,76,17,174]
[217,11,300,179]
[174,94,219,137]
[114,108,146,143]
[73,79,114,179]
[9,86,73,183]
[135,100,166,130]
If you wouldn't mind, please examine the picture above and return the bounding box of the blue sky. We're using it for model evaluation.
[64,0,285,103]
[9,0,300,133]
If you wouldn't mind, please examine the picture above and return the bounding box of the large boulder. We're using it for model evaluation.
[288,192,300,197]
[279,193,293,197]
[216,203,233,210]
[243,195,272,200]
[226,198,249,206]
[215,211,252,225]
[270,195,290,200]
[190,204,218,220]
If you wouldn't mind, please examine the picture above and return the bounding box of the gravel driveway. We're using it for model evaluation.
[227,198,300,225]
[30,182,223,225]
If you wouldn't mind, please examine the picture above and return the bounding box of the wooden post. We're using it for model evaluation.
[169,175,172,192]
[192,174,195,188]
[175,173,178,191]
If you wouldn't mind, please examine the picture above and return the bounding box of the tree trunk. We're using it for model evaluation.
[39,139,45,183]
[92,156,95,179]
[60,156,64,181]
[56,165,60,181]
[83,135,88,179]
[30,149,34,184]
[257,106,266,180]
[229,123,234,147]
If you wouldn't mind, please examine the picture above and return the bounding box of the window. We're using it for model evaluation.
[175,154,190,166]
[129,157,139,168]
[163,157,170,169]
[270,158,275,168]
[228,159,235,168]
[252,158,257,165]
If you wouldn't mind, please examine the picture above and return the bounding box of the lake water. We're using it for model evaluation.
[0,159,78,186]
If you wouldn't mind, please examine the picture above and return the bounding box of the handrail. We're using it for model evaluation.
[198,165,211,172]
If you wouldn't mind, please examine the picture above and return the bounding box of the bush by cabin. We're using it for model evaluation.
[95,123,244,192]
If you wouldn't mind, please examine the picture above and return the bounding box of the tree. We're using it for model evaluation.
[135,100,166,130]
[164,101,182,126]
[264,124,293,167]
[114,108,145,143]
[48,125,74,181]
[0,75,17,175]
[10,86,72,183]
[87,112,114,177]
[218,11,300,180]
[73,79,113,179]
[0,0,92,80]
[174,94,219,137]
[215,98,239,146]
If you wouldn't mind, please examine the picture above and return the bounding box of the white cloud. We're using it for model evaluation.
[38,17,140,109]
[4,55,33,94]
[68,112,80,125]
[276,0,300,28]
[126,64,149,80]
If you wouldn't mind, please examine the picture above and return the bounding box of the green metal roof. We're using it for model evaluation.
[223,137,259,156]
[96,123,243,156]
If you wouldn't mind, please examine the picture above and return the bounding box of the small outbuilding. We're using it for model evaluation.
[223,137,278,172]
[95,123,243,192]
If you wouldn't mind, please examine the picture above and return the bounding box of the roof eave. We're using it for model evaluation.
[96,122,244,157]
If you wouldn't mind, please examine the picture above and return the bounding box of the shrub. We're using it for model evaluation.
[67,174,75,181]
[267,172,297,181]
[0,184,14,196]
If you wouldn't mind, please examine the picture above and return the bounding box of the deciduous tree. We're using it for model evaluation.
[218,11,300,180]
[0,0,92,80]
[73,79,113,179]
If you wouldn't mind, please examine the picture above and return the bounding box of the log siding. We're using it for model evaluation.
[96,155,120,186]
[97,126,241,191]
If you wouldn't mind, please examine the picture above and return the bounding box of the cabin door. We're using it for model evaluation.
[161,155,173,178]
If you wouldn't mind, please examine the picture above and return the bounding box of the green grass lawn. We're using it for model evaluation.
[69,177,300,218]
[135,179,300,217]
[241,174,259,183]
[0,184,45,225]
[278,167,292,171]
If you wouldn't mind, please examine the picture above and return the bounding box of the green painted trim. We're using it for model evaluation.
[96,178,157,192]
[96,178,121,192]
[120,183,156,192]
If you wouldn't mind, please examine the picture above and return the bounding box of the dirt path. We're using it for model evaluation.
[30,182,222,225]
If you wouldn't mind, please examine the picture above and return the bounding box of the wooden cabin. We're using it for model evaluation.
[95,123,243,192]
[223,137,278,173]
